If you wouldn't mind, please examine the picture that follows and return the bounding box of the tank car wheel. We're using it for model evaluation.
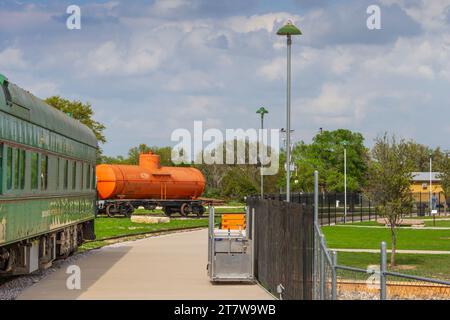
[163,207,173,217]
[193,205,205,217]
[121,202,134,218]
[180,203,192,217]
[106,204,119,217]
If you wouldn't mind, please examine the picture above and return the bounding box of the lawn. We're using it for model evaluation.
[93,217,209,240]
[78,217,211,252]
[322,225,450,251]
[345,219,450,228]
[424,220,450,227]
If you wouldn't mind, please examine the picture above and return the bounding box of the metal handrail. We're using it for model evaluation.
[384,271,450,286]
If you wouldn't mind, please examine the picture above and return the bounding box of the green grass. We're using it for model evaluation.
[322,226,450,251]
[77,217,213,252]
[93,217,209,240]
[425,220,450,227]
[336,252,450,280]
[344,221,381,226]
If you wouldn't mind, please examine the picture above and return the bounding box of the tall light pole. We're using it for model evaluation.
[430,151,433,214]
[277,21,302,202]
[256,107,268,199]
[342,141,348,223]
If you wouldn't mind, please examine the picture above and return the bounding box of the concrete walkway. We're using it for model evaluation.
[18,229,273,300]
[330,248,450,255]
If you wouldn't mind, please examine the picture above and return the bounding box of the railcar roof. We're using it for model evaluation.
[0,77,98,148]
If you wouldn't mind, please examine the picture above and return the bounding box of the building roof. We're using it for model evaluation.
[411,172,442,182]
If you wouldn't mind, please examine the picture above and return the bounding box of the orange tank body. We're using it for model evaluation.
[96,152,206,200]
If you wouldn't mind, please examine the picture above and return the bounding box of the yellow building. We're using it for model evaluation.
[410,172,444,204]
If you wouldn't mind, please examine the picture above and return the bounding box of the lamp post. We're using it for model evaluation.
[342,141,348,223]
[430,151,433,215]
[277,21,302,202]
[256,107,269,199]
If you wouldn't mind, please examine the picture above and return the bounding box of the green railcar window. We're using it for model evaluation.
[64,159,68,189]
[19,149,25,190]
[14,149,19,189]
[0,143,3,194]
[56,158,60,190]
[92,166,96,190]
[41,155,48,190]
[6,147,12,190]
[80,163,84,190]
[31,152,38,189]
[72,161,77,190]
[86,165,91,189]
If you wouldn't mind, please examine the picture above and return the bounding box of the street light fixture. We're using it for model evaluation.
[256,107,269,199]
[277,21,302,202]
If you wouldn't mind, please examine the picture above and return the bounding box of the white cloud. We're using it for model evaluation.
[258,58,284,81]
[381,0,450,31]
[86,40,165,76]
[226,13,301,33]
[0,48,27,70]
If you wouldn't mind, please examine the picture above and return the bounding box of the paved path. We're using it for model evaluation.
[18,229,272,300]
[330,248,450,255]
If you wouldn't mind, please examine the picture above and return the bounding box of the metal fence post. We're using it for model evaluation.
[251,207,256,280]
[331,250,337,300]
[208,206,215,279]
[380,241,387,300]
[319,235,325,300]
[314,171,319,225]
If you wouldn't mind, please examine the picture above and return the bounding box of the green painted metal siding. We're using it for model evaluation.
[0,195,95,245]
[0,77,97,246]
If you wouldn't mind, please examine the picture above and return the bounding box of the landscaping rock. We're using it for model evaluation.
[131,216,170,224]
[376,218,424,227]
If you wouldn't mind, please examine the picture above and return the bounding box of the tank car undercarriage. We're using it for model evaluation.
[97,199,206,218]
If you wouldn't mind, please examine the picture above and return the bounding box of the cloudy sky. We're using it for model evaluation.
[1,0,449,156]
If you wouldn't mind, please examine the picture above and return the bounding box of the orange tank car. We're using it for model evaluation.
[96,152,206,201]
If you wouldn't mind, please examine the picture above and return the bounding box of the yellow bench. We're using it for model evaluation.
[221,213,246,230]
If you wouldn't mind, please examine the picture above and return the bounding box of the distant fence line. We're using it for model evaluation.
[262,192,448,226]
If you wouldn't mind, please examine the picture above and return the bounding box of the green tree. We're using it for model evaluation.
[45,96,106,144]
[367,134,414,266]
[100,144,177,166]
[290,129,369,192]
[402,141,446,172]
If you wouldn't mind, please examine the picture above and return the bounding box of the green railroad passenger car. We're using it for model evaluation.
[0,74,97,275]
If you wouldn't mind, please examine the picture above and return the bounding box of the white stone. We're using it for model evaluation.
[130,216,170,224]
